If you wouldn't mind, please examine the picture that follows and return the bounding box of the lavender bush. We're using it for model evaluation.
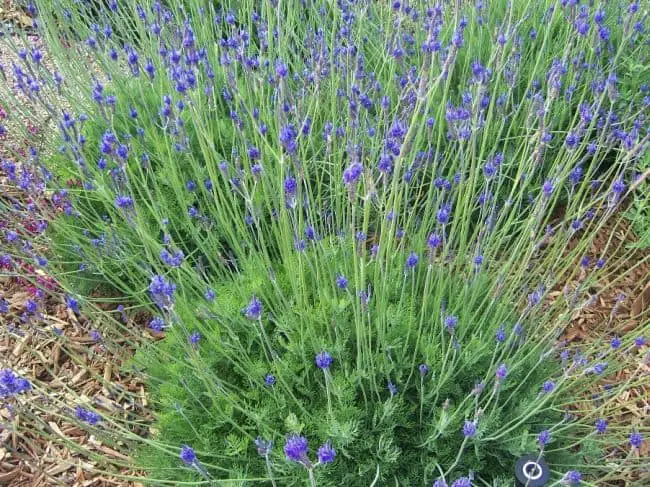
[1,0,649,485]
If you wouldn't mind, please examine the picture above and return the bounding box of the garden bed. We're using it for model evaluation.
[2,0,648,485]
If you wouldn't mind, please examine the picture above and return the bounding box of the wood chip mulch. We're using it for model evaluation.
[0,285,149,486]
[556,218,650,465]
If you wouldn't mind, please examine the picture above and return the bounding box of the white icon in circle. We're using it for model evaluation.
[522,461,543,480]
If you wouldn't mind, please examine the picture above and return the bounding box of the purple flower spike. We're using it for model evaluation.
[451,477,471,487]
[343,163,363,186]
[0,369,31,398]
[444,315,458,332]
[180,444,196,465]
[428,232,442,249]
[149,275,176,309]
[75,406,101,425]
[538,429,551,447]
[336,274,348,290]
[496,363,508,381]
[244,295,263,320]
[630,431,643,449]
[189,331,201,347]
[406,251,419,269]
[284,176,297,196]
[65,295,79,312]
[317,440,336,464]
[562,470,582,485]
[463,420,477,438]
[149,316,165,332]
[315,351,333,370]
[284,434,309,462]
[541,380,555,393]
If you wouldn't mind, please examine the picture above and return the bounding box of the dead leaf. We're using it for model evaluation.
[631,281,650,317]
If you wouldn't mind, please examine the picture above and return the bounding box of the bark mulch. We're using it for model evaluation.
[0,281,148,486]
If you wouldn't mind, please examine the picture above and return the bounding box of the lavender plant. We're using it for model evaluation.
[1,0,649,485]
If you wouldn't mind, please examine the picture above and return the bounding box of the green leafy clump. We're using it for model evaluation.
[133,246,601,485]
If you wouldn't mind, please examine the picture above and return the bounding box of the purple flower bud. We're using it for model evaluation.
[565,132,580,149]
[179,445,196,465]
[65,295,79,312]
[315,351,333,370]
[0,369,31,398]
[496,363,508,380]
[284,176,297,196]
[428,232,442,249]
[115,195,133,208]
[495,325,506,343]
[598,26,610,41]
[630,431,643,449]
[538,429,551,447]
[592,362,608,375]
[336,274,348,290]
[406,252,419,269]
[189,331,201,346]
[149,275,176,309]
[444,315,458,332]
[542,381,555,393]
[343,163,363,186]
[542,179,554,197]
[571,219,583,231]
[611,178,626,194]
[275,60,288,78]
[437,203,452,224]
[149,316,165,332]
[244,295,263,320]
[463,420,477,438]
